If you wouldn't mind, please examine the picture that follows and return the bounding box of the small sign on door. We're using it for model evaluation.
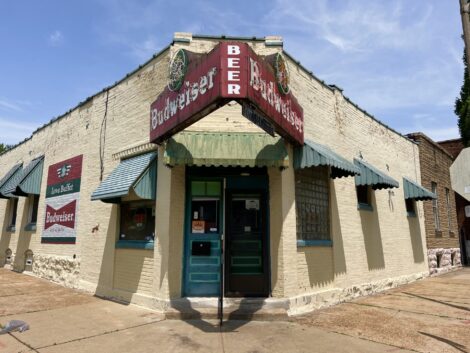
[192,220,205,233]
[245,199,260,210]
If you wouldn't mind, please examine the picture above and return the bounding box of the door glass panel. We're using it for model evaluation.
[191,197,219,234]
[229,194,263,276]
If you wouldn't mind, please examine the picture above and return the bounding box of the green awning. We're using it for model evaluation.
[354,158,399,190]
[1,157,44,197]
[403,177,436,201]
[91,152,157,203]
[293,139,360,179]
[0,163,23,199]
[164,132,289,168]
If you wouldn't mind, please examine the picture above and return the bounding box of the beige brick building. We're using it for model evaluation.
[0,34,431,316]
[407,133,461,273]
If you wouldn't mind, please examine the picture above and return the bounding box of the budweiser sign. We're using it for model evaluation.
[150,42,304,144]
[42,155,83,244]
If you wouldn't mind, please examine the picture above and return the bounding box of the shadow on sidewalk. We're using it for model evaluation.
[170,298,265,333]
[419,331,468,353]
[403,292,470,312]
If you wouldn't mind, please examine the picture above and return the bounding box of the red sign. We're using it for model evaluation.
[150,42,304,144]
[47,155,83,186]
[44,200,76,230]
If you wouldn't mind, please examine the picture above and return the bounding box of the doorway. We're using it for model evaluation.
[225,191,269,297]
[183,168,270,297]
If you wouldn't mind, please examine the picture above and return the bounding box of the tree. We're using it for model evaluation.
[0,143,10,154]
[455,51,470,147]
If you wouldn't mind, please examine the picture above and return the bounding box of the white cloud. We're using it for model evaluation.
[130,36,161,61]
[419,126,460,141]
[0,118,35,144]
[48,30,64,46]
[0,99,21,112]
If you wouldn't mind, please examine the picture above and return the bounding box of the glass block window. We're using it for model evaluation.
[295,166,330,241]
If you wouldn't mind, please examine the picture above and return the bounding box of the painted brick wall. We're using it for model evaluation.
[114,249,154,296]
[0,35,430,305]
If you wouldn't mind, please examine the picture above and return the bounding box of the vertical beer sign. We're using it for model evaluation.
[41,155,83,244]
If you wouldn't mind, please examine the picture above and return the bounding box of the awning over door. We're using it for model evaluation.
[163,132,289,168]
[91,152,157,203]
[1,156,44,197]
[293,139,360,179]
[354,158,399,190]
[403,177,436,200]
[0,163,23,199]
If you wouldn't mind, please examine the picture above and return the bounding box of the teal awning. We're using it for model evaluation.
[91,152,157,203]
[354,158,399,190]
[164,132,289,168]
[1,157,44,197]
[403,177,436,201]
[293,140,360,179]
[0,163,23,199]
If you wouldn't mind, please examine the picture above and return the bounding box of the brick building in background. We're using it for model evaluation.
[438,138,465,159]
[438,138,470,266]
[407,133,461,273]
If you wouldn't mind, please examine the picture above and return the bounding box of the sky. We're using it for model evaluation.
[0,0,465,145]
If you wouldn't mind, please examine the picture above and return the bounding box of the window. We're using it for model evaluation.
[356,185,372,210]
[7,198,18,231]
[295,167,330,244]
[24,195,40,231]
[431,182,440,231]
[405,198,416,217]
[29,195,39,224]
[445,188,452,233]
[190,181,221,234]
[119,201,155,243]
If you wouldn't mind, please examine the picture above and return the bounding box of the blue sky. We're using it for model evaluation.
[0,0,464,145]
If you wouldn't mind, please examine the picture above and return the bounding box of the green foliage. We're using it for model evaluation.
[455,51,470,147]
[0,143,11,154]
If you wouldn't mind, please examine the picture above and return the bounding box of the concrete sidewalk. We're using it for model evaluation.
[1,269,469,352]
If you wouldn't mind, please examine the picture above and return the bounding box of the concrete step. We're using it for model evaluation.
[165,297,289,321]
[164,307,288,321]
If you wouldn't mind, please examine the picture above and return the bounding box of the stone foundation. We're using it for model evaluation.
[427,248,461,275]
[92,271,429,319]
[287,271,429,316]
[31,255,80,288]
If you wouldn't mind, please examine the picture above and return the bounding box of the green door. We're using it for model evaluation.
[183,180,223,297]
[225,190,269,297]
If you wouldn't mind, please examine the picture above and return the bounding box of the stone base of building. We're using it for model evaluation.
[287,271,428,316]
[31,255,80,288]
[427,248,461,275]
[92,271,429,319]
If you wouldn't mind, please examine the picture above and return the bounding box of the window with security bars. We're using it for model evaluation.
[295,166,330,241]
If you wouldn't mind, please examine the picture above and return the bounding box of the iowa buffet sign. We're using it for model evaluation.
[150,42,304,144]
[41,155,83,244]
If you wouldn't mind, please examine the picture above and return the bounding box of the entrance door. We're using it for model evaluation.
[225,191,269,297]
[183,180,223,297]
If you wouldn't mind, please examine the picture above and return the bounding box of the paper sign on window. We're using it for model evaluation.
[192,220,205,233]
[245,199,260,210]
